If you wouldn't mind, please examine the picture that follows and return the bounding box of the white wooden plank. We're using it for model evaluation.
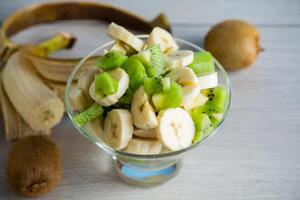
[0,21,300,200]
[1,0,300,25]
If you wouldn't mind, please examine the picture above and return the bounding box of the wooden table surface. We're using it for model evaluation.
[0,0,300,199]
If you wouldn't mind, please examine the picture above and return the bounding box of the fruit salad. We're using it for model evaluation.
[71,22,229,155]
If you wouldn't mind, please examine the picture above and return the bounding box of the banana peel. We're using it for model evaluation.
[0,2,171,81]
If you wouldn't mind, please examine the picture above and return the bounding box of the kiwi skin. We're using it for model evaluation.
[6,135,61,197]
[204,20,260,71]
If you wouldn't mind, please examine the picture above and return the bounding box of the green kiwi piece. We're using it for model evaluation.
[152,82,183,111]
[6,136,61,197]
[121,55,148,90]
[188,51,215,76]
[94,72,118,97]
[192,105,216,126]
[144,77,170,95]
[137,44,165,77]
[202,86,228,112]
[192,87,228,127]
[73,103,104,127]
[96,50,127,70]
[191,113,213,143]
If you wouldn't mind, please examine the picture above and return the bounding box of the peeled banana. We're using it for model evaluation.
[2,52,65,131]
[0,74,49,141]
[44,79,76,100]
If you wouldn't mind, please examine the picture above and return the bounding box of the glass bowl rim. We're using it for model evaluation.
[65,35,232,160]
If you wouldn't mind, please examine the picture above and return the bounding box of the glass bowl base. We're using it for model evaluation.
[113,159,182,187]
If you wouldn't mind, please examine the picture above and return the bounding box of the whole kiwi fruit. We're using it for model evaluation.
[6,135,61,197]
[204,20,260,71]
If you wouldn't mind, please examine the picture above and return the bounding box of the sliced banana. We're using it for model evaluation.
[184,93,208,111]
[124,137,163,155]
[166,67,198,87]
[77,68,99,95]
[166,68,200,108]
[89,68,129,107]
[70,87,92,112]
[198,72,218,90]
[147,27,179,53]
[131,86,158,129]
[181,84,201,109]
[133,128,157,139]
[165,50,194,69]
[111,40,136,55]
[156,108,195,151]
[85,117,104,140]
[103,109,133,150]
[107,22,144,52]
[110,69,130,99]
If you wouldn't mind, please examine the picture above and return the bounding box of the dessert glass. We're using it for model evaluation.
[65,35,231,186]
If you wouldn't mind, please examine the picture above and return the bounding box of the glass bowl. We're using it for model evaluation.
[65,35,231,186]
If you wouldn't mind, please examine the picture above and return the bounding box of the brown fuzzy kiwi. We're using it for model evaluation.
[204,20,260,71]
[6,135,61,197]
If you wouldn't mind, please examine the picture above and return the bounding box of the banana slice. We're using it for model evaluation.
[166,68,198,87]
[124,137,163,155]
[103,109,133,150]
[107,22,144,52]
[133,128,157,139]
[85,117,105,140]
[131,86,158,129]
[70,87,92,112]
[198,72,218,90]
[181,84,201,109]
[147,27,178,53]
[111,40,136,55]
[156,108,195,151]
[77,68,99,95]
[166,68,200,108]
[165,50,194,69]
[89,68,129,107]
[184,93,208,111]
